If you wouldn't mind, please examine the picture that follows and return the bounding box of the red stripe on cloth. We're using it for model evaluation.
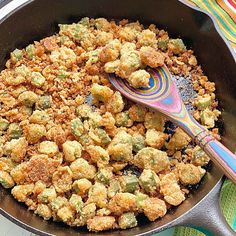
[228,0,236,8]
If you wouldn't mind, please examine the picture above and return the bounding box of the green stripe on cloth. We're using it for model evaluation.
[173,226,205,236]
[220,179,236,230]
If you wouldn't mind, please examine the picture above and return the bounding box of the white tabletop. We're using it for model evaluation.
[0,214,36,236]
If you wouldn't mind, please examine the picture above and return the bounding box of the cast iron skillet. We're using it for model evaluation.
[0,0,235,235]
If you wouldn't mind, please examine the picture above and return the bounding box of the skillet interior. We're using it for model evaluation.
[0,0,235,235]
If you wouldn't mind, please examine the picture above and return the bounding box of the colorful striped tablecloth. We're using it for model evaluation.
[185,0,236,52]
[172,1,236,235]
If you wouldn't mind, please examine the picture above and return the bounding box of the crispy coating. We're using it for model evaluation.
[62,140,82,162]
[144,111,165,131]
[0,170,15,188]
[24,155,61,184]
[37,187,57,203]
[108,130,132,161]
[52,166,73,193]
[99,39,121,62]
[106,91,124,114]
[91,83,114,102]
[39,141,59,157]
[176,163,206,185]
[24,124,46,144]
[129,104,147,122]
[104,60,120,73]
[46,125,67,148]
[145,129,168,149]
[137,29,157,48]
[72,178,92,196]
[118,24,139,42]
[160,173,185,206]
[142,198,167,221]
[11,184,34,202]
[86,145,110,168]
[108,193,137,215]
[96,31,113,46]
[70,158,96,180]
[29,110,49,125]
[0,158,15,173]
[128,69,150,88]
[191,146,210,166]
[50,46,76,67]
[165,127,191,151]
[3,137,28,162]
[35,204,52,220]
[87,216,116,232]
[140,46,164,68]
[10,163,27,184]
[87,182,108,208]
[57,205,75,223]
[132,147,170,174]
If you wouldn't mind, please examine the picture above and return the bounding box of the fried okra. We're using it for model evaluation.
[129,104,147,122]
[160,173,185,206]
[39,141,59,157]
[106,91,124,114]
[52,166,73,193]
[87,216,116,232]
[191,146,210,166]
[87,182,108,208]
[108,130,132,161]
[137,29,157,48]
[144,111,165,131]
[62,140,82,162]
[11,184,34,202]
[35,204,52,220]
[139,169,160,193]
[0,17,218,232]
[132,133,145,153]
[91,83,114,102]
[176,163,206,185]
[70,158,96,180]
[0,170,15,188]
[73,178,92,196]
[142,198,167,221]
[3,137,28,162]
[140,46,164,68]
[86,145,110,167]
[165,127,191,151]
[118,212,137,229]
[108,193,137,215]
[132,147,170,173]
[25,124,46,144]
[128,69,150,88]
[145,129,168,149]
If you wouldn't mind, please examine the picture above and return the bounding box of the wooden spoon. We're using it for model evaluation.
[109,65,236,184]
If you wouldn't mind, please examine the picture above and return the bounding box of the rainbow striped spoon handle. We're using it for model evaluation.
[109,65,236,184]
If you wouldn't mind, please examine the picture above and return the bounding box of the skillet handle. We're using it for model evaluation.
[175,178,235,236]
